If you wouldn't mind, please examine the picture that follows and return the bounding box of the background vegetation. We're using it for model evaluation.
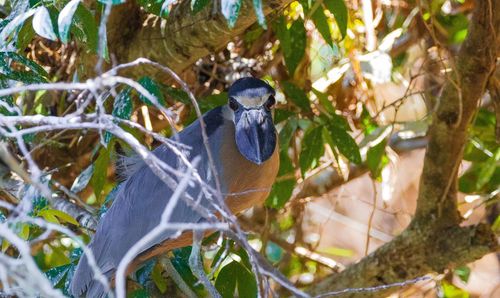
[0,0,498,297]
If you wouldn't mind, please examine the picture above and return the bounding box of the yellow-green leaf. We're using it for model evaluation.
[47,209,79,226]
[39,210,60,224]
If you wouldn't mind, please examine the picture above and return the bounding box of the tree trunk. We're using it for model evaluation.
[309,0,500,296]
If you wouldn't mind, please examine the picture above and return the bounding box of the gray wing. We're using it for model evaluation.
[70,108,226,297]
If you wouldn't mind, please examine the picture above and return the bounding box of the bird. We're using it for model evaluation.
[70,77,280,297]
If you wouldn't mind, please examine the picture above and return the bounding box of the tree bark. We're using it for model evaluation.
[105,0,292,80]
[308,0,500,296]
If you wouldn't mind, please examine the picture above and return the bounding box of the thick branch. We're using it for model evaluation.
[308,1,499,296]
[415,0,499,223]
[309,224,497,297]
[106,0,292,79]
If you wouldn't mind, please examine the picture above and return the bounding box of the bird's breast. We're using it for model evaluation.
[219,122,279,214]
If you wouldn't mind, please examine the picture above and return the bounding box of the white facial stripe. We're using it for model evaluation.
[234,95,268,108]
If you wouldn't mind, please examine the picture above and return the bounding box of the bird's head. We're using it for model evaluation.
[227,77,277,165]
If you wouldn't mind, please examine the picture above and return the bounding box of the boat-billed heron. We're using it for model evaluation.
[70,77,279,297]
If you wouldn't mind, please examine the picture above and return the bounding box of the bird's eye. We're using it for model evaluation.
[265,95,276,110]
[229,98,239,111]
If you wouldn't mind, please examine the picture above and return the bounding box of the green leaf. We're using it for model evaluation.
[312,6,333,47]
[112,87,133,119]
[454,266,471,284]
[441,281,469,298]
[275,16,290,50]
[70,164,94,193]
[45,264,71,287]
[1,52,47,77]
[299,125,324,176]
[252,0,266,29]
[58,0,81,43]
[221,0,242,28]
[0,9,37,42]
[282,82,310,112]
[138,76,165,106]
[283,18,306,75]
[16,18,36,51]
[234,246,252,271]
[476,149,500,190]
[318,113,350,133]
[39,209,79,226]
[324,0,348,39]
[104,87,132,144]
[171,247,204,293]
[322,126,344,178]
[459,163,481,194]
[366,139,387,178]
[215,260,257,298]
[0,52,48,83]
[31,196,49,215]
[33,7,58,41]
[191,0,210,14]
[151,262,167,293]
[278,117,298,150]
[210,239,228,268]
[266,178,295,209]
[51,210,79,226]
[274,109,295,124]
[19,224,30,240]
[73,4,99,53]
[278,148,294,176]
[90,147,110,202]
[330,114,351,131]
[162,85,190,104]
[325,123,361,164]
[215,261,238,297]
[235,262,257,298]
[275,16,307,76]
[40,210,60,224]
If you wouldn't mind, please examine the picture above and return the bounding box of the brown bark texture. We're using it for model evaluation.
[105,0,292,79]
[308,1,500,296]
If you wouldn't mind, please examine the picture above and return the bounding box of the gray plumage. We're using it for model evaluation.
[70,78,278,297]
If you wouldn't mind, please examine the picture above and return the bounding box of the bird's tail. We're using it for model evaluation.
[70,254,113,298]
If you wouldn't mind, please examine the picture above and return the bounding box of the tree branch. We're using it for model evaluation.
[106,0,292,79]
[308,0,500,296]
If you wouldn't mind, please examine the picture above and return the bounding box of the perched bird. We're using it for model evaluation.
[70,77,279,297]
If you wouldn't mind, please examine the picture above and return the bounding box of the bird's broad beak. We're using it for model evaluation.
[235,108,276,165]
